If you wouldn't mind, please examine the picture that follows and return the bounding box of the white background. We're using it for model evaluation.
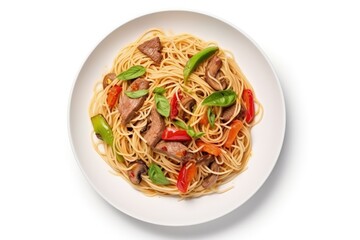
[1,0,359,239]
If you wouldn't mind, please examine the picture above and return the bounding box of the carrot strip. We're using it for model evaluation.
[196,140,221,156]
[224,120,243,148]
[199,111,209,125]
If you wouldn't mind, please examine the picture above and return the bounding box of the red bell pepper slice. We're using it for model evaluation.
[106,85,122,110]
[161,128,191,141]
[242,89,255,123]
[177,161,197,193]
[170,92,183,120]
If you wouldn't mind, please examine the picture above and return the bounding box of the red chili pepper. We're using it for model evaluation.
[106,85,122,109]
[161,128,191,141]
[170,92,183,120]
[242,89,255,123]
[177,162,197,193]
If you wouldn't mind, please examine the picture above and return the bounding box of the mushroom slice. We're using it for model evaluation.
[222,104,237,122]
[178,96,196,122]
[102,73,116,89]
[202,162,220,189]
[205,56,227,90]
[128,160,148,185]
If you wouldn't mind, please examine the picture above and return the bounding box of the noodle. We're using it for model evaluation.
[89,29,263,198]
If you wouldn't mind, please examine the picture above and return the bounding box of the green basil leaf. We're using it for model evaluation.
[186,128,196,137]
[173,120,188,130]
[183,46,219,83]
[117,65,146,81]
[192,131,205,139]
[186,127,204,139]
[153,87,166,95]
[207,108,216,128]
[202,90,237,107]
[148,163,169,185]
[124,89,149,98]
[155,94,170,117]
[174,120,204,139]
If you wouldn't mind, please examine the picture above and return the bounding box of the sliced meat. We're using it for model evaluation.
[178,96,196,122]
[202,162,219,189]
[238,104,247,121]
[222,104,237,122]
[222,103,248,122]
[182,152,196,163]
[143,108,165,148]
[154,140,188,161]
[205,56,227,90]
[137,37,163,64]
[196,154,215,166]
[118,78,149,125]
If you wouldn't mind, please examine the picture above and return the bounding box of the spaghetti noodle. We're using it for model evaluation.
[89,29,263,198]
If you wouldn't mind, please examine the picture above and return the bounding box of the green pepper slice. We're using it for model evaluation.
[91,114,114,145]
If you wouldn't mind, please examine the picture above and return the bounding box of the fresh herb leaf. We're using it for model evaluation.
[155,94,170,117]
[174,120,204,139]
[148,163,169,185]
[153,87,166,95]
[186,128,196,137]
[173,120,188,130]
[124,89,149,98]
[186,127,204,139]
[207,108,216,128]
[117,65,146,81]
[183,46,219,83]
[202,90,237,107]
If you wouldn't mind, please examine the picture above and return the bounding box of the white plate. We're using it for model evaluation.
[68,10,285,226]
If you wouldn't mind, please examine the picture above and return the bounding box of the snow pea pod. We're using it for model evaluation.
[183,46,219,83]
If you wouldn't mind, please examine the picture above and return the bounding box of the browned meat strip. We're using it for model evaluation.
[178,96,196,122]
[222,103,248,122]
[238,104,247,121]
[154,140,188,161]
[137,37,163,64]
[205,56,227,90]
[118,78,149,125]
[143,108,165,148]
[196,154,214,166]
[202,162,219,189]
[222,104,237,122]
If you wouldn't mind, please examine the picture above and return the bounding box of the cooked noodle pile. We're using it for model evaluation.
[89,29,263,198]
